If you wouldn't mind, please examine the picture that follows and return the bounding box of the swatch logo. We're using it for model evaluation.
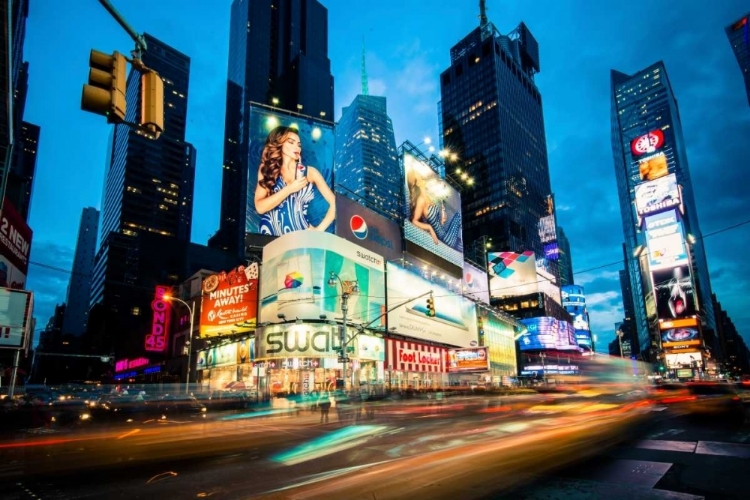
[350,215,368,240]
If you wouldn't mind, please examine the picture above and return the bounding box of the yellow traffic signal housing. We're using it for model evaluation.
[426,294,436,317]
[140,71,164,139]
[81,49,127,123]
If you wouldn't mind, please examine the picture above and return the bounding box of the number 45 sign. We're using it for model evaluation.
[145,285,170,352]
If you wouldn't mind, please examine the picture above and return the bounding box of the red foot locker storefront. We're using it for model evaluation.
[386,339,448,390]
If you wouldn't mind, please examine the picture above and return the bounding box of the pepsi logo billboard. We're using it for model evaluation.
[335,194,402,262]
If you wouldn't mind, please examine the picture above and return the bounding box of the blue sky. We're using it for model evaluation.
[22,1,750,350]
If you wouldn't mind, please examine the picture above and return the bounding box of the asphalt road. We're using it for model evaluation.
[2,396,748,499]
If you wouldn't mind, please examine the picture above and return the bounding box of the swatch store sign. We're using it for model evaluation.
[256,323,356,359]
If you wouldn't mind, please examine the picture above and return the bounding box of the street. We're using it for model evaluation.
[1,395,748,499]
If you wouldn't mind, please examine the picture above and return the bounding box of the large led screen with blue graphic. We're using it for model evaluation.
[401,152,464,267]
[246,106,336,236]
[260,231,385,326]
[334,194,403,262]
[644,210,688,271]
[386,262,477,347]
[518,317,578,351]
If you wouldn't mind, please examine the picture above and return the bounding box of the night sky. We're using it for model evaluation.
[21,1,750,349]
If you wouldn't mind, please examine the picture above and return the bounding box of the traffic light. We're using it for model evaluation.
[140,70,164,139]
[425,293,436,317]
[81,49,127,123]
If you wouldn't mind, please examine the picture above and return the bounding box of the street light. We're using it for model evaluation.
[164,294,196,394]
[327,272,360,392]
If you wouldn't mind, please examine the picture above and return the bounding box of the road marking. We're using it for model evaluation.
[695,441,750,459]
[646,428,684,439]
[633,440,697,453]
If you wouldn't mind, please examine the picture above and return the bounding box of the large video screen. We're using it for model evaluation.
[446,347,490,372]
[246,106,336,236]
[401,152,464,267]
[487,251,538,298]
[386,262,477,347]
[645,210,688,270]
[334,193,403,262]
[518,317,578,351]
[634,173,680,217]
[260,231,385,326]
[652,263,697,321]
[199,264,258,338]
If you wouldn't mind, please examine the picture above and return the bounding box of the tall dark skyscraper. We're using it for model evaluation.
[726,13,750,106]
[439,10,557,281]
[1,0,39,222]
[334,95,399,220]
[87,34,195,359]
[556,226,574,286]
[212,0,335,256]
[63,207,99,337]
[611,62,715,361]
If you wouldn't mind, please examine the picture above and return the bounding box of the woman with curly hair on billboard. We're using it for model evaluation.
[254,125,336,235]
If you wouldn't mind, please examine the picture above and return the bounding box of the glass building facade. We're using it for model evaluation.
[212,0,335,256]
[726,13,750,106]
[334,95,400,221]
[610,62,715,362]
[439,20,558,282]
[556,226,574,287]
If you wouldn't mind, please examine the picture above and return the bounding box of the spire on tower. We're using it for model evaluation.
[361,36,369,96]
[479,0,488,26]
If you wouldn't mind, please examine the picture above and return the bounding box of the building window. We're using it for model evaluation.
[131,306,141,316]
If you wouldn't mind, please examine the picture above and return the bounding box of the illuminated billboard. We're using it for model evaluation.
[402,152,464,267]
[0,288,33,349]
[0,199,33,289]
[630,129,665,156]
[334,194,402,262]
[462,261,490,304]
[145,286,170,352]
[575,330,592,349]
[635,173,680,217]
[246,106,336,236]
[487,251,537,298]
[386,262,478,347]
[446,347,490,372]
[645,210,688,270]
[538,215,556,244]
[518,317,578,351]
[659,318,701,349]
[637,152,668,182]
[260,231,385,326]
[200,264,259,338]
[652,264,697,320]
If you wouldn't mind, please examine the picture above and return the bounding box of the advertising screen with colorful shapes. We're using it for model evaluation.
[487,251,538,298]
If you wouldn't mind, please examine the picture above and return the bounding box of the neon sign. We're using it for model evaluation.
[145,285,170,352]
[115,357,150,372]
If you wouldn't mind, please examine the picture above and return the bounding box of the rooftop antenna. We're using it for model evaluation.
[361,36,369,96]
[479,0,489,27]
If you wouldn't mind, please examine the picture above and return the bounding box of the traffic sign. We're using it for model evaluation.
[338,357,350,364]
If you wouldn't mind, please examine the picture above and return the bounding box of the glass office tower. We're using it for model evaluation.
[212,0,335,256]
[334,95,400,221]
[439,17,557,282]
[611,62,715,361]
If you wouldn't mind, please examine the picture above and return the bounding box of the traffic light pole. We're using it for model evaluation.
[98,0,148,55]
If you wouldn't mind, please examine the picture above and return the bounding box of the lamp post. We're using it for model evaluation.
[164,294,195,394]
[327,272,360,393]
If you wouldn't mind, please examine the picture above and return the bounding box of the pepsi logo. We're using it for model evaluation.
[470,340,478,347]
[350,215,368,240]
[465,272,474,288]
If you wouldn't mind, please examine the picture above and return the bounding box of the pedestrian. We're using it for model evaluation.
[318,391,331,424]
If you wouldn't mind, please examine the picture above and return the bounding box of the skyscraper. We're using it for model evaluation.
[4,120,38,221]
[87,34,195,359]
[334,95,400,220]
[63,207,99,336]
[611,62,715,363]
[439,10,557,281]
[211,0,335,256]
[556,226,574,286]
[726,13,750,106]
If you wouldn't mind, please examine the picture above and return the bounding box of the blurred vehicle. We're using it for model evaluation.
[195,391,249,411]
[681,382,744,420]
[48,398,92,427]
[89,395,152,423]
[649,382,692,405]
[156,395,207,417]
